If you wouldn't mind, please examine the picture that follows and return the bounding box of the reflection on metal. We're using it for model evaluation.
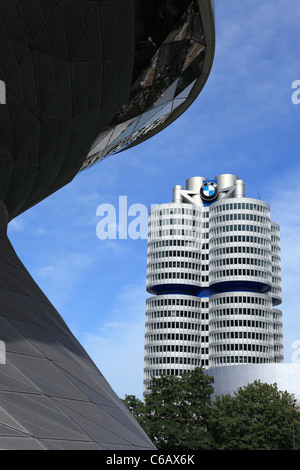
[0,80,5,104]
[205,363,300,405]
[0,199,154,449]
[81,0,215,170]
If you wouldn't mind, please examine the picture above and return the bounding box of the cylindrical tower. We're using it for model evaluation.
[144,294,209,392]
[146,203,204,296]
[270,222,284,362]
[144,198,210,394]
[207,197,283,367]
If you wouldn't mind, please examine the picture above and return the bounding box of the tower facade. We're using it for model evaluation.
[144,174,284,394]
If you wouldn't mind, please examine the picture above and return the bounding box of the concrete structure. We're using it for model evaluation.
[144,174,300,405]
[0,1,215,449]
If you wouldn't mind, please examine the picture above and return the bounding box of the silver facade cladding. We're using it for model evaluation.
[205,364,300,405]
[0,0,215,219]
[143,174,284,395]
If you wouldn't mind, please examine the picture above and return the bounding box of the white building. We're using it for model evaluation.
[143,174,296,398]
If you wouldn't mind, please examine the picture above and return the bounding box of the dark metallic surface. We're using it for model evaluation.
[0,0,215,219]
[83,0,215,170]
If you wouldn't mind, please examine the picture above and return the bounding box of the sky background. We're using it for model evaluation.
[7,0,300,400]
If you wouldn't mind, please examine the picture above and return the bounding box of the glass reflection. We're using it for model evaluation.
[81,0,207,171]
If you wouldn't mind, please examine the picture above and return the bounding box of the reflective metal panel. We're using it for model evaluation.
[205,363,300,405]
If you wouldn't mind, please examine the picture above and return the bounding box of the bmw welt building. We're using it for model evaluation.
[0,0,215,450]
[144,174,300,403]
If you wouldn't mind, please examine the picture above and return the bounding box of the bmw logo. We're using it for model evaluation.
[200,181,219,202]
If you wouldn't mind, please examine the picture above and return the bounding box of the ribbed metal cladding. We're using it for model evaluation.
[144,174,284,395]
[273,308,284,362]
[144,202,210,394]
[144,294,209,393]
[209,198,273,291]
[208,292,275,367]
[146,203,205,295]
[271,222,282,306]
[208,197,283,368]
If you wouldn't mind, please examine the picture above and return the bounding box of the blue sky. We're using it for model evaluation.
[7,0,300,400]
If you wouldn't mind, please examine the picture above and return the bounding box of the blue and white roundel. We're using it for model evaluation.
[200,181,219,202]
[203,184,215,197]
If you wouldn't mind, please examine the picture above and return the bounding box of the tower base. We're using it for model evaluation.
[205,363,300,406]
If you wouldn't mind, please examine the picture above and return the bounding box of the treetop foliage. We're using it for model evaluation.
[122,368,300,450]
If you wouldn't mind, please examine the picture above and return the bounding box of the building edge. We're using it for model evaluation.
[204,363,300,406]
[0,200,155,450]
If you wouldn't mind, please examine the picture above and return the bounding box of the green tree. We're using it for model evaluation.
[211,380,300,450]
[122,394,144,417]
[129,368,215,450]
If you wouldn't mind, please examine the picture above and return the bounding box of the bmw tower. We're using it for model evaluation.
[143,174,300,401]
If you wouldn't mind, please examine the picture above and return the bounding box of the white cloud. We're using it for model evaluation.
[36,227,47,235]
[82,320,145,400]
[81,281,147,399]
[32,251,94,310]
[8,217,24,232]
[35,265,55,277]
